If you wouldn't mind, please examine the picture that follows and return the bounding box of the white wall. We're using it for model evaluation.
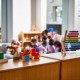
[13,0,31,40]
[74,0,80,31]
[31,0,36,27]
[0,0,1,27]
[36,0,47,31]
[62,0,74,34]
[68,0,74,31]
[41,0,47,31]
[36,0,41,31]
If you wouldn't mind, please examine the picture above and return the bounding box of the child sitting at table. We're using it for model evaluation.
[54,41,62,52]
[48,39,55,53]
[31,38,40,52]
[39,40,48,54]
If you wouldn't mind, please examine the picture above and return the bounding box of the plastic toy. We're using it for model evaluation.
[22,50,30,62]
[0,52,4,59]
[30,48,40,59]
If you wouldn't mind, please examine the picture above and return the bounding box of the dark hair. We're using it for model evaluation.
[42,36,47,41]
[42,40,47,46]
[49,39,54,46]
[38,36,41,42]
[54,41,62,52]
[47,36,51,39]
[31,38,37,43]
[54,41,61,47]
[42,29,49,36]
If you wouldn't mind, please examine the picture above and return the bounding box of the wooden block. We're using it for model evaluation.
[0,59,8,64]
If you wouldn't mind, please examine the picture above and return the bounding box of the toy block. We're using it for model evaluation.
[0,53,4,59]
[24,55,30,62]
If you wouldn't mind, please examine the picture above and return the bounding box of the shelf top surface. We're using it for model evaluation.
[41,51,80,60]
[24,32,42,34]
[0,57,59,71]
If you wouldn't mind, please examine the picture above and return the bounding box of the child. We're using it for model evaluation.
[48,39,55,53]
[31,38,40,52]
[39,40,48,54]
[54,41,62,52]
[42,36,47,42]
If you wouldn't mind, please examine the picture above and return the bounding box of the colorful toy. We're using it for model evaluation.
[22,48,40,62]
[30,48,40,59]
[0,53,8,64]
[0,52,4,59]
[22,50,30,62]
[7,40,21,61]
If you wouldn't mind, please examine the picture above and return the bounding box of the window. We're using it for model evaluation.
[55,6,62,23]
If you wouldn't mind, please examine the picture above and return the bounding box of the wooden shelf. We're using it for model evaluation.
[18,32,42,47]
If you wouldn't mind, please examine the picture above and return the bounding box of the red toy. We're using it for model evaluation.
[30,48,40,59]
[22,50,30,61]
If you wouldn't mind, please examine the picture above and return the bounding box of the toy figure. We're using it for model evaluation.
[7,40,21,60]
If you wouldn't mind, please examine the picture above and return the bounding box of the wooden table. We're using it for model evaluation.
[41,51,80,80]
[0,57,60,80]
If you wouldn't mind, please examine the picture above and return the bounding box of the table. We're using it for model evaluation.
[41,51,80,80]
[0,57,60,80]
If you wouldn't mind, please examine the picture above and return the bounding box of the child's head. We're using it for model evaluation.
[42,36,47,42]
[54,41,62,52]
[47,36,51,39]
[42,29,49,36]
[34,35,38,40]
[31,38,37,45]
[54,41,61,47]
[42,40,47,47]
[49,39,54,46]
[38,36,42,42]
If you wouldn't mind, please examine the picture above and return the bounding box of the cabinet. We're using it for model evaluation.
[18,32,42,47]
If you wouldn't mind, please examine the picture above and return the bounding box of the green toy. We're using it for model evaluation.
[0,52,4,59]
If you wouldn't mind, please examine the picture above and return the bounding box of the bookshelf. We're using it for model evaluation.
[18,32,42,47]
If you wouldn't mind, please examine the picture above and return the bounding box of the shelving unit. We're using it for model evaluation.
[18,32,42,47]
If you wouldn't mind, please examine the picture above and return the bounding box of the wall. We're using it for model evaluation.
[62,0,74,34]
[74,0,80,31]
[0,0,1,27]
[41,0,47,31]
[36,0,41,31]
[31,0,36,27]
[13,0,31,40]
